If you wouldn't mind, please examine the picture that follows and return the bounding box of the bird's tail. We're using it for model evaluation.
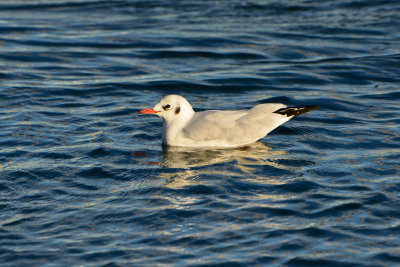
[273,106,319,117]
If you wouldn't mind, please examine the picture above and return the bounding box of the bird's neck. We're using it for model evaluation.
[162,110,194,145]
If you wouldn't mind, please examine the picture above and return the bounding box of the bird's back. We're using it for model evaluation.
[182,103,290,146]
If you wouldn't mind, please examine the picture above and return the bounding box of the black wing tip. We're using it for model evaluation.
[273,105,319,117]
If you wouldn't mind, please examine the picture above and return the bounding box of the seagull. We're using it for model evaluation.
[138,95,318,148]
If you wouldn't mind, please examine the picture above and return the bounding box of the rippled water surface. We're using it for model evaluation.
[1,0,400,266]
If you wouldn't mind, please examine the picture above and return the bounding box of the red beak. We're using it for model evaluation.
[138,108,160,114]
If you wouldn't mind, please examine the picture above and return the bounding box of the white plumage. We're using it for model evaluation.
[138,95,318,148]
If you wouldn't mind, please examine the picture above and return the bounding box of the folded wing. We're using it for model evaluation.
[182,103,291,145]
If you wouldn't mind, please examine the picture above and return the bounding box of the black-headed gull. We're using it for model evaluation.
[138,95,318,148]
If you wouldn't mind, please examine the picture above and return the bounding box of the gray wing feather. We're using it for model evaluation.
[183,103,289,143]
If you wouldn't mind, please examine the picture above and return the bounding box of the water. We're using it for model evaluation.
[1,0,400,266]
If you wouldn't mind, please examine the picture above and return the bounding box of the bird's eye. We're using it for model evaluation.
[163,104,171,110]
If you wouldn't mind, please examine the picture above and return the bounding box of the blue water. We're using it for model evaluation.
[1,0,400,266]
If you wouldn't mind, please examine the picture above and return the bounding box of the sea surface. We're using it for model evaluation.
[1,0,400,266]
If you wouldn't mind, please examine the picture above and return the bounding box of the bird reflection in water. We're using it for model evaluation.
[160,142,282,169]
[130,142,316,189]
[155,142,315,189]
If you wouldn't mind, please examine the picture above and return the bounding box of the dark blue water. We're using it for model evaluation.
[1,0,400,266]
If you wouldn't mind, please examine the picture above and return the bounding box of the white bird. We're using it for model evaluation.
[138,95,318,148]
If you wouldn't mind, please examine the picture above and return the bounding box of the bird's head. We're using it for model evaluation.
[138,94,194,125]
